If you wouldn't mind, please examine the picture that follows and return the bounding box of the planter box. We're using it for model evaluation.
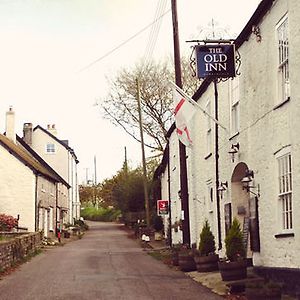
[218,260,247,281]
[178,252,197,272]
[194,254,219,272]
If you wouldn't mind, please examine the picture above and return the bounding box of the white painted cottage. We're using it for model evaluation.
[23,123,80,224]
[0,108,70,237]
[156,0,300,291]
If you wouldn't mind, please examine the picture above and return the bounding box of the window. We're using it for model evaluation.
[49,207,54,231]
[277,15,289,103]
[206,101,212,154]
[46,143,55,153]
[278,152,292,231]
[230,77,240,135]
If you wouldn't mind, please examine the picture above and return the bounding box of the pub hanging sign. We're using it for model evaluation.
[195,44,236,78]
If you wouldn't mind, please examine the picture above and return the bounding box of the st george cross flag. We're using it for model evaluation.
[173,85,197,147]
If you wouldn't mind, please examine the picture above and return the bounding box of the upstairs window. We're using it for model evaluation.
[277,15,289,103]
[46,143,55,153]
[230,77,240,136]
[206,101,212,155]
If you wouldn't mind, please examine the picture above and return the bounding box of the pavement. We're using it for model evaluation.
[147,238,297,299]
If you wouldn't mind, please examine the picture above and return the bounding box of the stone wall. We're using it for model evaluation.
[0,232,42,271]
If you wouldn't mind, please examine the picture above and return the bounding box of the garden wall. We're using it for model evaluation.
[0,232,42,271]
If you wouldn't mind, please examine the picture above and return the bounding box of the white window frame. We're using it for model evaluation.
[205,100,212,155]
[276,14,289,104]
[276,148,293,233]
[230,77,240,136]
[49,207,54,231]
[46,143,56,154]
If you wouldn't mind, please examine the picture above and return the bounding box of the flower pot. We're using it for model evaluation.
[178,252,197,272]
[218,260,247,281]
[171,250,179,266]
[194,254,219,272]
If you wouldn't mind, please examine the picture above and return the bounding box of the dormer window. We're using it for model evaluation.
[46,143,55,154]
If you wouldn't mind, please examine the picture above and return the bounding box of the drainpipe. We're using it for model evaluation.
[214,80,222,250]
[35,174,38,231]
[167,144,172,247]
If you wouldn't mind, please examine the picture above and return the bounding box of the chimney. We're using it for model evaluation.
[23,123,33,145]
[47,124,57,136]
[5,106,16,143]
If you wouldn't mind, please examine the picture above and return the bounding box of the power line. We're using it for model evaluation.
[79,8,171,73]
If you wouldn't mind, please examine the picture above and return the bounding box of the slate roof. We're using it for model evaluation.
[0,133,62,183]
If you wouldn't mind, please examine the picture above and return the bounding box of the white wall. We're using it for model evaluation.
[0,146,36,231]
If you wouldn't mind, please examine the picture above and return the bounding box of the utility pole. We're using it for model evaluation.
[171,0,191,245]
[94,155,97,185]
[136,78,151,228]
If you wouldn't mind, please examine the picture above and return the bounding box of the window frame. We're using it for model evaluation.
[46,143,56,154]
[276,148,293,234]
[205,100,212,156]
[229,77,240,137]
[276,14,290,104]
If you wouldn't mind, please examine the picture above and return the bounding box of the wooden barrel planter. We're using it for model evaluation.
[171,250,179,266]
[178,252,197,272]
[194,254,219,272]
[218,260,247,281]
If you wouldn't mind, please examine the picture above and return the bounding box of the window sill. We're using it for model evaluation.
[273,97,290,110]
[204,153,212,160]
[274,232,294,239]
[229,132,240,141]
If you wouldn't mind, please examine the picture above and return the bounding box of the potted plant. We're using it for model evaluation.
[245,280,282,300]
[218,217,247,281]
[170,243,181,266]
[153,215,164,241]
[178,243,197,272]
[194,220,219,272]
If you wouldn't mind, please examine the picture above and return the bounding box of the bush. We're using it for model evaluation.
[198,220,216,256]
[74,219,89,231]
[0,214,18,231]
[80,206,121,222]
[225,218,245,261]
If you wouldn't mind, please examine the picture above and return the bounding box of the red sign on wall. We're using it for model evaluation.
[157,200,169,215]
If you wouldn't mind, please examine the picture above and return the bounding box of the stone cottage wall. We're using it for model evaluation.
[0,232,42,271]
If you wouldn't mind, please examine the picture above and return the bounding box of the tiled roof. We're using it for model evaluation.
[0,134,60,182]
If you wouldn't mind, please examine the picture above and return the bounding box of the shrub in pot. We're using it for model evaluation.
[218,217,247,281]
[194,220,219,272]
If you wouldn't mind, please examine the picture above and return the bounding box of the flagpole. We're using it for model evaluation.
[169,81,228,131]
[171,0,191,246]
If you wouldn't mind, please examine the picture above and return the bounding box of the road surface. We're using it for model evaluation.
[0,221,222,300]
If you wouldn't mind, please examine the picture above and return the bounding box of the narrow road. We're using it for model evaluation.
[0,222,222,300]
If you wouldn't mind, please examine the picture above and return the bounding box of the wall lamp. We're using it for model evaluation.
[241,169,260,197]
[218,181,228,198]
[228,142,239,162]
[252,25,262,42]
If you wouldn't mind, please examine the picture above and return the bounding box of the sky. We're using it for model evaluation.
[0,0,261,184]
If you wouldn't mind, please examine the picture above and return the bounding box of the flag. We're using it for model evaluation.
[173,85,197,147]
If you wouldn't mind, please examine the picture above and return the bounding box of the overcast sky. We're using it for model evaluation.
[0,0,261,184]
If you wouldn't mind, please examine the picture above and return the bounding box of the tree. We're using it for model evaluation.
[101,57,200,153]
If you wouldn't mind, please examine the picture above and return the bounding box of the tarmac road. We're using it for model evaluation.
[0,221,222,300]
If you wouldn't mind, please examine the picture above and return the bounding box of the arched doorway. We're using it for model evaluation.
[230,162,252,259]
